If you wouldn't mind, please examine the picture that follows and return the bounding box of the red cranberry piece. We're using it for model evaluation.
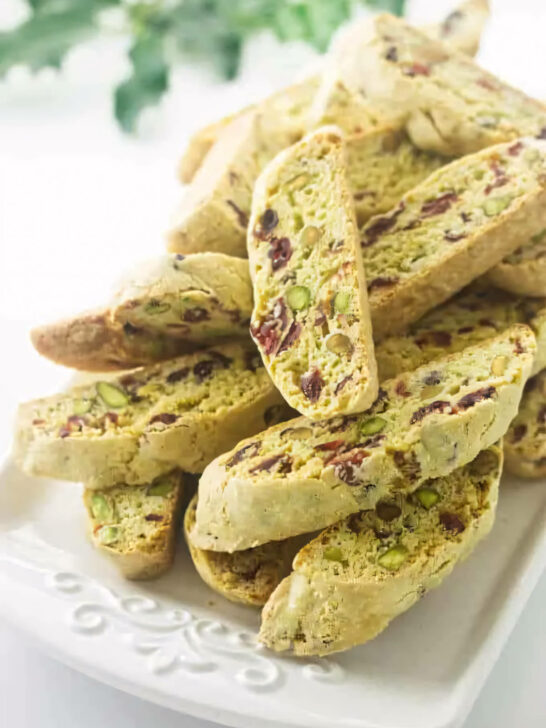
[268,237,292,271]
[439,512,465,534]
[301,369,324,403]
[149,413,178,425]
[277,321,302,354]
[420,192,458,218]
[183,307,210,323]
[457,386,496,411]
[166,367,189,384]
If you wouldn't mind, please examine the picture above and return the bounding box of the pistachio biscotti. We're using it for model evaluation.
[248,127,377,418]
[184,495,298,606]
[343,13,546,156]
[15,343,292,489]
[190,326,535,552]
[360,137,546,336]
[505,372,546,478]
[376,285,546,381]
[260,443,501,656]
[84,471,184,580]
[423,0,490,57]
[31,253,253,371]
[486,230,546,298]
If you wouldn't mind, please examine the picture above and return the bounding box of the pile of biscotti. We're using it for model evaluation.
[13,0,546,656]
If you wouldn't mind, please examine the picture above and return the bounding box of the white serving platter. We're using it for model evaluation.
[0,458,544,728]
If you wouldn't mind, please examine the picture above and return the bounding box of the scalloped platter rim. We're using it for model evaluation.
[0,457,545,728]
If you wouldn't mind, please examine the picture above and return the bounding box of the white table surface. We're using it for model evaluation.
[0,0,545,725]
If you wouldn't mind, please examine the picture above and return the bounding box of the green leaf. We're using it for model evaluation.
[114,31,169,132]
[0,0,117,77]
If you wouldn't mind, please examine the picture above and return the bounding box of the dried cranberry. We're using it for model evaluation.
[416,330,452,348]
[226,441,261,468]
[457,386,496,411]
[508,141,524,156]
[334,375,352,395]
[420,192,458,218]
[166,367,189,384]
[251,320,280,356]
[370,388,389,414]
[362,203,404,246]
[479,318,497,328]
[226,200,248,228]
[444,231,466,242]
[268,237,292,271]
[362,434,386,449]
[277,321,302,354]
[314,439,345,452]
[149,413,178,425]
[368,276,399,292]
[249,454,292,474]
[193,360,215,382]
[410,400,451,424]
[393,450,421,481]
[403,62,430,77]
[458,326,474,334]
[145,514,164,522]
[314,307,327,327]
[254,209,279,239]
[301,369,325,403]
[385,46,398,61]
[104,412,118,425]
[67,415,86,427]
[331,449,368,485]
[439,512,465,534]
[183,307,210,323]
[395,380,410,398]
[537,127,546,140]
[511,424,527,443]
[461,211,472,223]
[376,501,402,522]
[514,338,525,355]
[441,9,462,35]
[32,418,45,426]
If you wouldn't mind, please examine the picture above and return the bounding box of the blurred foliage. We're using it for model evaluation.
[0,0,406,132]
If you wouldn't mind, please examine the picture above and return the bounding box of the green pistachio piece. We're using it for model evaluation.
[482,196,512,217]
[326,333,353,355]
[473,168,485,180]
[415,487,440,510]
[147,478,175,498]
[360,416,387,436]
[90,493,114,522]
[301,225,321,245]
[73,398,92,415]
[144,300,171,315]
[324,546,344,562]
[334,290,351,314]
[377,544,409,571]
[96,381,129,409]
[287,285,311,311]
[97,525,120,545]
[490,355,508,376]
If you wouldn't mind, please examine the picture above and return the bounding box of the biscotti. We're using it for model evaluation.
[190,326,534,551]
[184,495,298,606]
[486,230,546,297]
[15,343,292,489]
[176,0,487,186]
[167,111,261,258]
[248,127,377,418]
[360,137,546,336]
[84,471,184,580]
[168,79,321,257]
[340,13,546,156]
[505,372,546,478]
[376,284,546,381]
[178,77,320,185]
[423,0,490,57]
[260,443,501,656]
[31,253,253,371]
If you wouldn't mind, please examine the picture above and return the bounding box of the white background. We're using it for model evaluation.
[0,0,545,725]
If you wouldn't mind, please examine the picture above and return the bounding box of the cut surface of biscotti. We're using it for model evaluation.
[190,326,534,552]
[260,443,501,656]
[15,342,292,489]
[360,137,546,336]
[486,229,546,298]
[31,253,253,371]
[376,284,546,381]
[248,126,377,418]
[340,13,546,157]
[505,372,546,478]
[184,495,299,606]
[84,470,184,580]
